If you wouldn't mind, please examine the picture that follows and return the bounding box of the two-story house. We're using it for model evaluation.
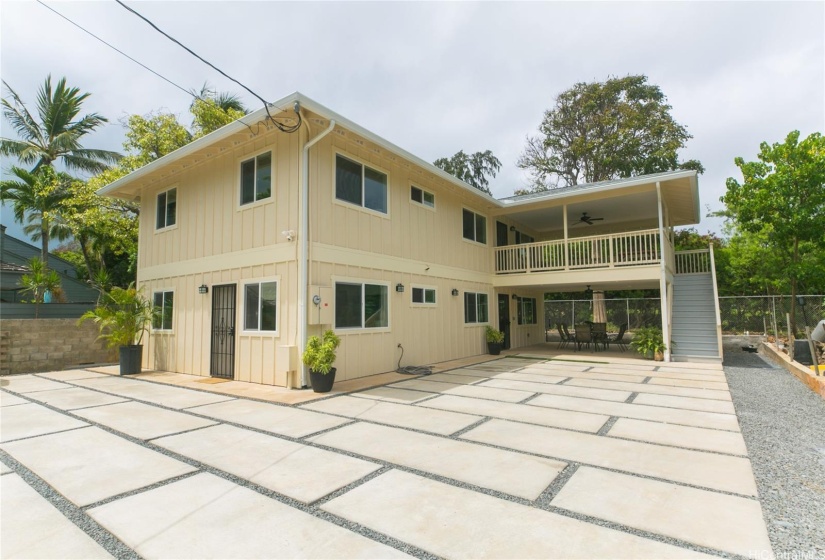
[100,92,722,388]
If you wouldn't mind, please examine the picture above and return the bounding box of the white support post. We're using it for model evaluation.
[563,204,569,270]
[656,182,671,361]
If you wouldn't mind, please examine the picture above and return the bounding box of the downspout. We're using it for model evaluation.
[299,117,336,388]
[656,182,671,361]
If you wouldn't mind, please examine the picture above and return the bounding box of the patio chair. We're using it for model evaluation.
[561,323,576,343]
[574,323,592,352]
[609,323,629,352]
[591,323,608,351]
[556,323,571,349]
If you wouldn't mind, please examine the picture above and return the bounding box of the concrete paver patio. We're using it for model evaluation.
[0,359,774,559]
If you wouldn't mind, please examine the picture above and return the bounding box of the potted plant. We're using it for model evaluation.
[630,326,667,361]
[78,284,154,375]
[485,325,505,355]
[302,329,341,393]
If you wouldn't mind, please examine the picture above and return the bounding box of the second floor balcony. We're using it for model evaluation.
[494,228,673,275]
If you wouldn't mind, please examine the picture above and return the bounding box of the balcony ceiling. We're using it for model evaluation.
[505,190,660,234]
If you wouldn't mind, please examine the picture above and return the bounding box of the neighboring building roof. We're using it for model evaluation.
[0,227,98,303]
[0,261,29,273]
[97,92,699,221]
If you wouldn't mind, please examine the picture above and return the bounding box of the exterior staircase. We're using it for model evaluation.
[671,250,722,363]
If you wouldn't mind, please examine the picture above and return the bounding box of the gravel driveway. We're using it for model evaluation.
[723,342,825,559]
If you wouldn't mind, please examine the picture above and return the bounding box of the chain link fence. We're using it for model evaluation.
[545,295,824,335]
[718,295,824,336]
[545,298,661,332]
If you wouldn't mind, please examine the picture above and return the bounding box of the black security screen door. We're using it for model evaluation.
[210,284,236,379]
[498,294,511,350]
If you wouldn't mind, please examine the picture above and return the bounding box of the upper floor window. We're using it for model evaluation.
[240,151,272,205]
[462,209,487,244]
[156,188,176,230]
[410,185,435,208]
[335,281,389,329]
[516,296,537,325]
[243,280,278,333]
[152,290,174,331]
[464,292,489,324]
[336,154,387,214]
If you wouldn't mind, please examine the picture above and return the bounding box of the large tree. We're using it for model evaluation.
[434,150,501,195]
[0,166,71,264]
[1,76,121,173]
[720,130,825,332]
[517,75,703,192]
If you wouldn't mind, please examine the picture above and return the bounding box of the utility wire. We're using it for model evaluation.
[114,0,300,133]
[36,0,194,100]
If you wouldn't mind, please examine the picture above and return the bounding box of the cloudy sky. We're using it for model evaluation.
[2,1,823,243]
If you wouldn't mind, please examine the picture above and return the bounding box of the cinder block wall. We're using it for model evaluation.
[0,319,116,375]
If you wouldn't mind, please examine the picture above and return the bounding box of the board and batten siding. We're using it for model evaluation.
[309,261,492,381]
[136,125,300,384]
[141,261,297,383]
[137,129,299,270]
[307,133,494,274]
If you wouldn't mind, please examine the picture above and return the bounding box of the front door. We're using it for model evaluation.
[498,294,511,350]
[210,284,236,379]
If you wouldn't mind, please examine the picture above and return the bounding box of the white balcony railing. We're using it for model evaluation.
[494,229,662,274]
[674,249,711,274]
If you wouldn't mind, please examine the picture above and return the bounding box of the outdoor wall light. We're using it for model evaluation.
[198,285,209,295]
[510,225,516,232]
[451,289,459,296]
[396,283,405,293]
[512,294,518,300]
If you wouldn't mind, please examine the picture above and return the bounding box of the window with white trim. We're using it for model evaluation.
[156,188,176,230]
[462,209,487,244]
[411,286,436,305]
[335,154,387,213]
[517,296,537,325]
[410,185,435,208]
[464,292,489,324]
[243,280,278,332]
[152,291,174,331]
[240,151,272,205]
[335,282,389,329]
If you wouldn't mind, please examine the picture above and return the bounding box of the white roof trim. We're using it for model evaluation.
[98,91,699,222]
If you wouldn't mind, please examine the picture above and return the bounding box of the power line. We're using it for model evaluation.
[114,0,300,133]
[35,0,194,100]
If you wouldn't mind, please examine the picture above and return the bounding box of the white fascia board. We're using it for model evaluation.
[98,92,501,208]
[498,170,699,209]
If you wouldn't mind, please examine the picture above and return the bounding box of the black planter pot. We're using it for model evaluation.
[309,367,336,393]
[487,342,502,355]
[119,345,143,375]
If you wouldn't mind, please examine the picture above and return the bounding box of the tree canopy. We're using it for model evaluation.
[433,150,501,195]
[720,130,825,331]
[0,76,121,174]
[517,75,703,192]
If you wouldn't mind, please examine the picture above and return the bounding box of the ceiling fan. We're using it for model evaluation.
[578,212,604,226]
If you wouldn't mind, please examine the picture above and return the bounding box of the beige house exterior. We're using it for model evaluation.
[101,92,721,388]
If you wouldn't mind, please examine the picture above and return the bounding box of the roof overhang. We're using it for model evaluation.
[97,91,700,227]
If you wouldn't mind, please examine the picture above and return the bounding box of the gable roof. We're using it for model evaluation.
[97,92,700,223]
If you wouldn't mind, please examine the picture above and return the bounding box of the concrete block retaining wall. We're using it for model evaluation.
[0,319,116,376]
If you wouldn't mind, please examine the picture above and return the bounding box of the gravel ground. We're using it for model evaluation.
[723,340,825,559]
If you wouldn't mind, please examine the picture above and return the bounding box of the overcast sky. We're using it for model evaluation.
[2,1,823,244]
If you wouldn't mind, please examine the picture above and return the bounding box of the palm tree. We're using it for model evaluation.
[1,75,121,174]
[189,83,249,137]
[0,166,71,263]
